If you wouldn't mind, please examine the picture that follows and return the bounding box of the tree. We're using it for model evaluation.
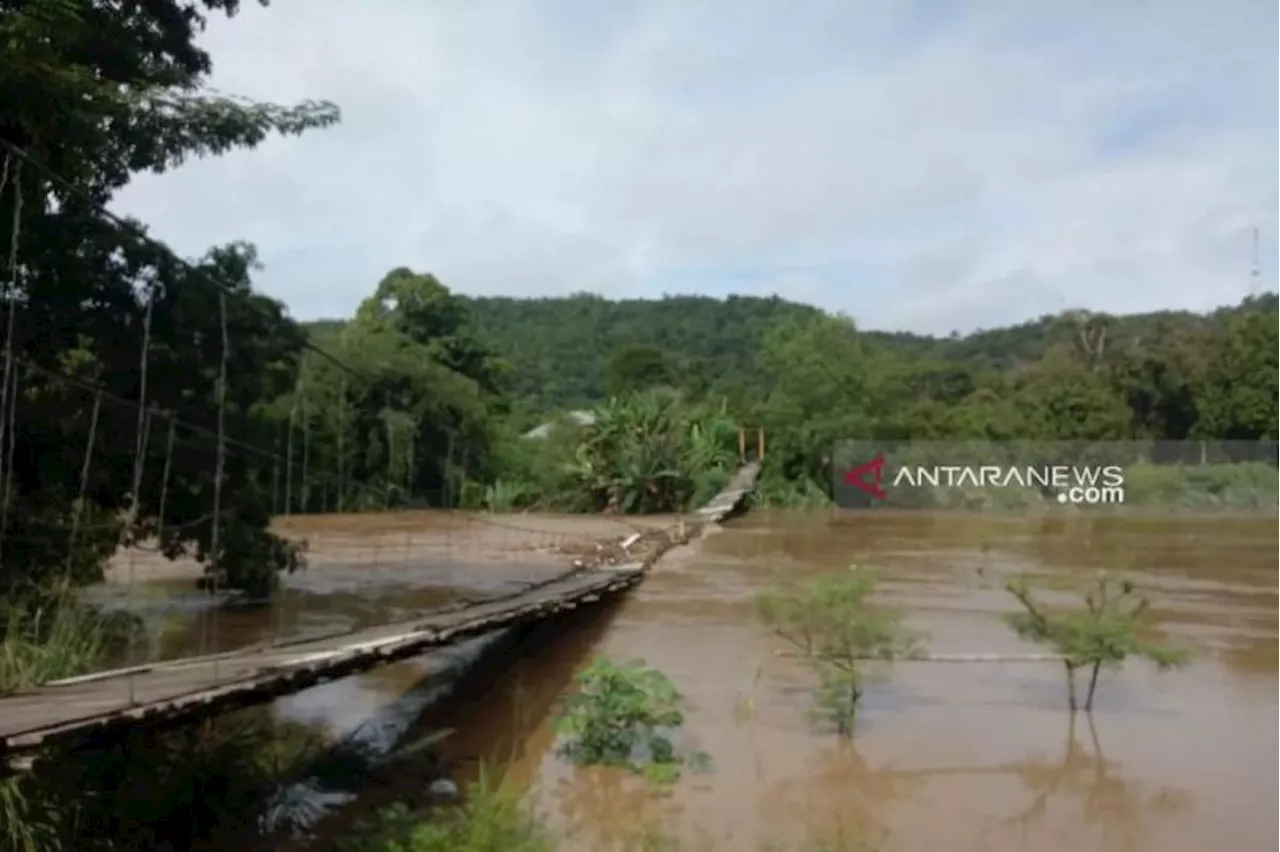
[604,344,676,396]
[563,390,738,514]
[755,314,878,488]
[758,568,926,736]
[355,268,506,398]
[1108,319,1208,440]
[1012,349,1132,441]
[1003,574,1190,712]
[0,0,340,597]
[1196,311,1279,440]
[1057,310,1111,368]
[290,269,509,510]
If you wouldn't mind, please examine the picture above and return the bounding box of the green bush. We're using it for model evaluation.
[1122,461,1278,509]
[555,656,710,784]
[340,772,554,852]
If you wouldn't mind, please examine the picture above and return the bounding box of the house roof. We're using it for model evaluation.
[522,409,596,439]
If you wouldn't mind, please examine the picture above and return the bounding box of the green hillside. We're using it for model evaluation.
[303,291,1277,422]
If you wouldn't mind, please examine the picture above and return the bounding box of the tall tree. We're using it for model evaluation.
[756,313,877,485]
[0,0,340,597]
[1196,311,1279,440]
[605,344,677,396]
[291,269,508,510]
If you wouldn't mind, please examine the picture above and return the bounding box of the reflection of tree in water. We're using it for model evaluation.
[756,740,919,845]
[551,765,688,850]
[995,713,1190,851]
[752,715,1189,850]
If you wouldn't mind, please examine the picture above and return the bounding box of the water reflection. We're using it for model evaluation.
[999,714,1190,851]
[756,740,919,845]
[552,766,690,851]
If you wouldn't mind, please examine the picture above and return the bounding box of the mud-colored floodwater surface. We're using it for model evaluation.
[92,510,671,660]
[99,509,1277,851]
[425,510,1277,852]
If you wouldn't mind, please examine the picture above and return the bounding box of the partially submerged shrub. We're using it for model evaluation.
[1003,573,1190,712]
[555,656,710,784]
[758,568,926,736]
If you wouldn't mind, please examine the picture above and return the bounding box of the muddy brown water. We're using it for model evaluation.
[106,509,1277,851]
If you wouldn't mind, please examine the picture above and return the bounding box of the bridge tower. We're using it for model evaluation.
[738,427,765,463]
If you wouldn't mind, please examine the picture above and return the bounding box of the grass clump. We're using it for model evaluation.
[340,770,554,852]
[1004,572,1191,712]
[0,591,131,694]
[341,778,881,852]
[758,568,926,737]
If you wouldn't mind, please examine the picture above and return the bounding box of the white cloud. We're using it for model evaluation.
[112,0,1278,334]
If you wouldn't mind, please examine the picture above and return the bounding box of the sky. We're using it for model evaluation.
[111,0,1278,336]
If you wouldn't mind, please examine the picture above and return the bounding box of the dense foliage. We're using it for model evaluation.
[0,0,337,599]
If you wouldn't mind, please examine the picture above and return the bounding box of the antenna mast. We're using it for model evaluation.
[1250,226,1261,297]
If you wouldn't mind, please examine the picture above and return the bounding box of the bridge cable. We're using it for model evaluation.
[122,298,154,699]
[0,151,405,522]
[1,364,19,546]
[337,374,347,512]
[0,138,375,388]
[156,418,177,552]
[301,385,311,512]
[5,351,405,525]
[0,150,606,590]
[0,154,21,550]
[285,361,301,516]
[64,392,102,585]
[205,291,229,678]
[0,144,574,525]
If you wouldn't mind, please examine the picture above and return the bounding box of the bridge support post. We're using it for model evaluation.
[738,427,766,463]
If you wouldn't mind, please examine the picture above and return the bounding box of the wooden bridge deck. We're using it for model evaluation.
[0,463,759,761]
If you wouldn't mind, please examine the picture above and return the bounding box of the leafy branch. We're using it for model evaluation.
[1003,573,1190,712]
[758,568,927,736]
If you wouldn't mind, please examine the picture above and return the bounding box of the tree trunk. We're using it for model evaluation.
[1083,660,1102,711]
[1064,660,1078,712]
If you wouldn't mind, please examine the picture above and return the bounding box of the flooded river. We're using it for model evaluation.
[115,509,1278,851]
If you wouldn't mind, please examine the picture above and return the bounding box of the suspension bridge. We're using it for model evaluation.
[0,462,759,763]
[0,140,764,765]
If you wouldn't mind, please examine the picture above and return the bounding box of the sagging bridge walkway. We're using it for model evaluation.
[0,464,760,765]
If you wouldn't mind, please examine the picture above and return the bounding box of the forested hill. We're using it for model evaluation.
[306,292,1276,417]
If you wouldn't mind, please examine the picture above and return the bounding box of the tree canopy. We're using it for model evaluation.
[0,0,337,597]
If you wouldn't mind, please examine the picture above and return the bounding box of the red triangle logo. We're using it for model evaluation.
[843,453,887,500]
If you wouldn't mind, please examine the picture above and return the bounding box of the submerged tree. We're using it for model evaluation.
[1003,574,1190,712]
[758,568,926,737]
